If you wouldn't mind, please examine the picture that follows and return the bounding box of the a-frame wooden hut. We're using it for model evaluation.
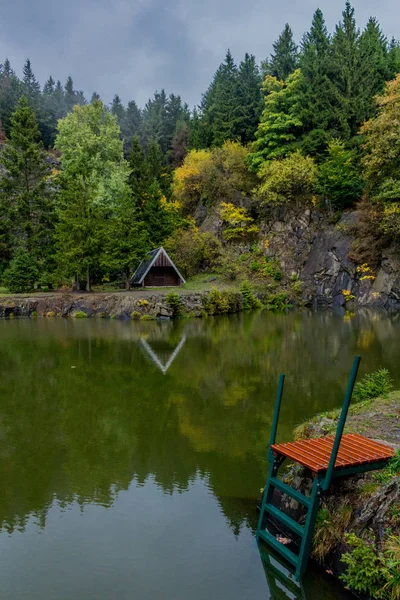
[130,247,186,287]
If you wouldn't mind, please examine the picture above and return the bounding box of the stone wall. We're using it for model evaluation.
[0,291,243,319]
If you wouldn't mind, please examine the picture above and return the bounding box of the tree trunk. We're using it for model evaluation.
[125,269,130,290]
[86,267,91,292]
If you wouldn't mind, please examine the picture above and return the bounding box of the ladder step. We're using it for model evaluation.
[257,529,299,568]
[263,503,305,538]
[269,477,310,507]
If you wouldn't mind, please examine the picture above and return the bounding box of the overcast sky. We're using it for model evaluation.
[0,0,399,108]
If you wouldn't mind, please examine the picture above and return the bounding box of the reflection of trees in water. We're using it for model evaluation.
[0,309,399,537]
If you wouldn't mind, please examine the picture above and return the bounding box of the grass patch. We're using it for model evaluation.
[73,311,88,319]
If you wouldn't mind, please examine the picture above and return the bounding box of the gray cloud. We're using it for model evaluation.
[0,0,399,107]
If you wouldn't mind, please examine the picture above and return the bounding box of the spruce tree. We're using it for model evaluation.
[0,96,54,264]
[201,50,241,146]
[263,24,298,80]
[141,90,168,152]
[123,100,142,153]
[64,76,76,112]
[388,38,400,79]
[111,94,126,125]
[299,9,332,156]
[0,59,21,135]
[328,2,363,138]
[236,54,263,144]
[128,135,151,200]
[358,18,389,120]
[22,59,41,108]
[248,70,304,170]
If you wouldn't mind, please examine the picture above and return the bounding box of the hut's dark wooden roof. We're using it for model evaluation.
[130,247,186,285]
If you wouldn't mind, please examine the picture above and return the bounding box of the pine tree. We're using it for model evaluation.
[64,76,76,112]
[187,107,204,150]
[91,92,101,103]
[263,24,298,80]
[358,18,389,120]
[0,96,54,263]
[22,59,41,108]
[111,94,126,124]
[141,90,168,151]
[123,100,142,153]
[0,59,21,135]
[299,9,332,156]
[147,138,164,183]
[328,2,363,138]
[201,50,241,146]
[236,54,263,144]
[128,135,151,200]
[248,70,304,170]
[141,180,174,246]
[388,38,400,79]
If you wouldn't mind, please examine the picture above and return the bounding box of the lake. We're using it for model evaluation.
[1,309,399,599]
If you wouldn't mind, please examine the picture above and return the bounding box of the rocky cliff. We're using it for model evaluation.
[256,208,400,309]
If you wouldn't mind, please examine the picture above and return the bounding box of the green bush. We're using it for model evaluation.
[202,288,231,315]
[140,314,156,321]
[2,249,38,293]
[264,292,289,311]
[31,311,38,318]
[353,368,393,403]
[73,311,88,319]
[340,534,387,599]
[165,292,183,316]
[263,257,283,281]
[240,281,262,310]
[249,260,262,272]
[131,311,141,320]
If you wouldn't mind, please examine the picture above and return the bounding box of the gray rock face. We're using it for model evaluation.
[260,208,400,309]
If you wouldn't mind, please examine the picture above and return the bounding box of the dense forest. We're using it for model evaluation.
[1,1,400,293]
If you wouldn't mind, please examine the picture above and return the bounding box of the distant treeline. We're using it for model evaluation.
[0,1,398,162]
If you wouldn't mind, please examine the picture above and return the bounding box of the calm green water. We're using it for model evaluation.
[1,310,399,600]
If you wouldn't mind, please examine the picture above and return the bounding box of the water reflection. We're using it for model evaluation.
[0,310,399,598]
[140,332,187,374]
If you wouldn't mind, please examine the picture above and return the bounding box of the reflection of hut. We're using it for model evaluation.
[130,247,185,287]
[140,335,186,374]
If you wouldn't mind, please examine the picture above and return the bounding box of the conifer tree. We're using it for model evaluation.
[236,54,263,144]
[299,9,332,156]
[111,94,126,124]
[263,24,298,80]
[0,59,21,135]
[248,70,304,170]
[22,59,41,108]
[123,100,142,153]
[0,96,54,264]
[388,38,400,79]
[201,50,241,146]
[358,18,389,120]
[128,135,151,200]
[187,107,204,150]
[328,2,364,138]
[64,76,76,112]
